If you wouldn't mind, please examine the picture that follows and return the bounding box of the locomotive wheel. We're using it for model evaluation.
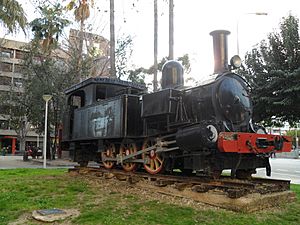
[119,142,137,172]
[102,143,116,169]
[142,138,164,174]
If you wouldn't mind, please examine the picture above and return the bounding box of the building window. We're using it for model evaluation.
[0,76,12,85]
[15,50,25,59]
[14,64,24,73]
[0,48,13,58]
[0,62,13,72]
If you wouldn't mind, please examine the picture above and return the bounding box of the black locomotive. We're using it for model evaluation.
[61,30,291,178]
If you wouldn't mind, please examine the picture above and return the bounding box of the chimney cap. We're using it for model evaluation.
[209,30,231,36]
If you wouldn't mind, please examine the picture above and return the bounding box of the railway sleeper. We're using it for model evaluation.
[68,167,291,200]
[226,188,249,199]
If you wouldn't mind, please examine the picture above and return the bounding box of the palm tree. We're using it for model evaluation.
[0,0,27,34]
[66,0,93,80]
[74,0,90,62]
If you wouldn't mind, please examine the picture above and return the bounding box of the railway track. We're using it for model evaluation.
[68,166,291,199]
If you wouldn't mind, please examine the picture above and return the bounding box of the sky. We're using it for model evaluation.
[5,0,300,83]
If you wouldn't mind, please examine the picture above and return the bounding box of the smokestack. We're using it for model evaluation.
[209,30,230,74]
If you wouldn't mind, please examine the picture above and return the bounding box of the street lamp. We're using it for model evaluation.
[296,122,299,151]
[42,94,52,169]
[236,12,268,55]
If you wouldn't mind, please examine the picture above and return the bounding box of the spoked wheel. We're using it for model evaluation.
[142,138,164,174]
[102,143,116,169]
[119,142,138,172]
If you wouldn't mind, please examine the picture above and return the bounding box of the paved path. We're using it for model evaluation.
[0,156,42,169]
[0,156,76,169]
[254,158,300,184]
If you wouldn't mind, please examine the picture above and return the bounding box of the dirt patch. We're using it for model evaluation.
[81,172,296,212]
[82,173,221,211]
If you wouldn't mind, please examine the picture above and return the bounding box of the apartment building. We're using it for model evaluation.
[0,39,41,154]
[69,28,110,77]
[0,31,110,154]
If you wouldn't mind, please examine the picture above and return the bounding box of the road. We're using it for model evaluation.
[254,158,300,184]
[0,156,299,184]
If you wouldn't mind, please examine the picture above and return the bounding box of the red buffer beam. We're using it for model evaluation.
[217,132,292,154]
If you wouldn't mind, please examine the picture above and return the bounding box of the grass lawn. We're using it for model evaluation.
[0,168,299,225]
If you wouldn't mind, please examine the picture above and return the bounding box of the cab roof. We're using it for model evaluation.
[65,77,147,95]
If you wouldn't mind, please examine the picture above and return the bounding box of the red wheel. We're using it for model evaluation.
[102,143,116,169]
[119,142,137,172]
[142,139,164,174]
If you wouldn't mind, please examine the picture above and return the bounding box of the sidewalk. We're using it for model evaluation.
[31,158,78,167]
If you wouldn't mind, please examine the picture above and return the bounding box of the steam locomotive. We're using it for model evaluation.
[61,30,292,179]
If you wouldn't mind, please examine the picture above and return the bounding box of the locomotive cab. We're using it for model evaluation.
[61,77,146,163]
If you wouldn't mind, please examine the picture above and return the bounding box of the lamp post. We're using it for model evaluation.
[236,12,268,55]
[295,123,299,159]
[295,123,298,149]
[42,94,52,169]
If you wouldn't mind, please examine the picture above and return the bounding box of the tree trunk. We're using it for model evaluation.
[110,0,116,77]
[19,137,26,153]
[153,0,158,91]
[77,18,84,82]
[18,118,29,153]
[169,0,174,60]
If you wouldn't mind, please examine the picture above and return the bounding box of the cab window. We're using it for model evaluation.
[68,90,85,108]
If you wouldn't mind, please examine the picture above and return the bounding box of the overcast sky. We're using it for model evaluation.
[6,0,300,82]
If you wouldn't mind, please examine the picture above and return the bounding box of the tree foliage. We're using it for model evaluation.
[4,3,74,157]
[30,3,70,53]
[0,0,27,34]
[23,3,74,132]
[66,0,94,22]
[65,0,94,81]
[243,14,300,126]
[116,35,133,79]
[0,87,31,152]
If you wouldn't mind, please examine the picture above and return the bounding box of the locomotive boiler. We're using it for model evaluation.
[61,30,292,179]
